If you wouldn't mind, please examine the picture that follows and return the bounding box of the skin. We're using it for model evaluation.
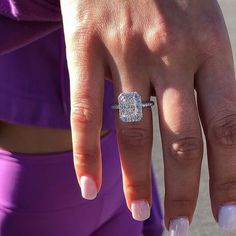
[59,0,236,230]
[0,121,109,153]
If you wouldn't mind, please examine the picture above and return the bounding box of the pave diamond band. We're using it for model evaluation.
[111,101,154,109]
[111,91,155,122]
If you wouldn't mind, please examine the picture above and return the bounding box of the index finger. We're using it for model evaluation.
[60,1,105,200]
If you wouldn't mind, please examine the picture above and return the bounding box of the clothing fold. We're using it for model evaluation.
[0,131,163,236]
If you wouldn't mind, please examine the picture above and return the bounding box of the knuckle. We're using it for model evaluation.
[125,180,150,196]
[170,137,203,162]
[145,28,168,52]
[168,199,194,209]
[76,30,97,50]
[77,25,97,40]
[118,127,152,147]
[210,114,236,147]
[73,151,97,168]
[196,16,225,50]
[126,181,147,190]
[121,29,136,46]
[216,180,236,200]
[68,25,97,50]
[119,15,135,44]
[110,27,136,54]
[71,99,97,125]
[147,21,188,52]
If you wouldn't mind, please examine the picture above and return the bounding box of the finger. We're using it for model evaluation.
[156,75,203,230]
[61,4,105,200]
[195,40,236,230]
[111,60,153,221]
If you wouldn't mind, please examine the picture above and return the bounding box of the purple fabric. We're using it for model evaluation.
[0,12,61,54]
[0,1,62,53]
[0,0,61,21]
[0,130,163,236]
[0,0,115,130]
[0,28,116,130]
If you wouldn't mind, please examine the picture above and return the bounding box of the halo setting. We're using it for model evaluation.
[118,92,143,122]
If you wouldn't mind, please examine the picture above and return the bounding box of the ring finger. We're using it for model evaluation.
[109,56,154,221]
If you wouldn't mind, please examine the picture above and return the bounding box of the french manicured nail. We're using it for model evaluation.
[218,204,236,230]
[79,176,98,200]
[131,200,150,221]
[169,217,189,236]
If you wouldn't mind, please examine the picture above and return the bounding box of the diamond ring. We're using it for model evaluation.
[111,91,155,122]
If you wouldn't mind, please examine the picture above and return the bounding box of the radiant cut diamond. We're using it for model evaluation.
[118,92,143,122]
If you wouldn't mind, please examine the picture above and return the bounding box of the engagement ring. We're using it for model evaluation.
[111,91,154,122]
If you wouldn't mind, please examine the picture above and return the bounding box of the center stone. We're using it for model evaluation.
[118,92,143,122]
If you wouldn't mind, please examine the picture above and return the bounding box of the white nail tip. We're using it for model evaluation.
[218,204,236,230]
[131,200,150,221]
[79,176,98,200]
[169,217,189,236]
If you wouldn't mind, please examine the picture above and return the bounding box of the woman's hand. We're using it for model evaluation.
[60,0,236,233]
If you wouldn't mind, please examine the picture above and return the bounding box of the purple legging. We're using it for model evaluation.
[0,130,163,236]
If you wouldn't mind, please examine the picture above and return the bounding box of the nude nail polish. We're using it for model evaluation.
[169,217,189,236]
[79,176,98,200]
[218,204,236,230]
[131,200,150,221]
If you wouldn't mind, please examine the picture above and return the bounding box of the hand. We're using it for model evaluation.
[60,0,236,233]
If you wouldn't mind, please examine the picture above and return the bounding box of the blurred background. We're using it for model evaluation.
[152,1,236,235]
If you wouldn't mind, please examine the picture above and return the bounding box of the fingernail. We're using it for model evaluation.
[169,217,189,236]
[79,176,98,200]
[218,204,236,230]
[131,200,150,221]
